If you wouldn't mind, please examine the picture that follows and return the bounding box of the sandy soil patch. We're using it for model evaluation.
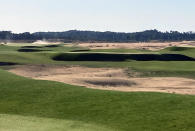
[77,41,195,50]
[32,40,61,45]
[8,65,195,95]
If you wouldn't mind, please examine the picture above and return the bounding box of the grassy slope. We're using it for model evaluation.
[0,69,195,131]
[0,45,195,130]
[1,45,195,78]
[88,46,195,58]
[127,61,195,77]
[160,47,195,57]
[2,44,194,78]
[1,53,195,78]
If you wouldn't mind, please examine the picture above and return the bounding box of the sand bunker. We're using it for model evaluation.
[77,41,195,50]
[8,65,195,95]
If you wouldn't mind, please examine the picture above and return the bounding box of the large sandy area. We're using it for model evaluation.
[8,65,195,95]
[77,41,195,50]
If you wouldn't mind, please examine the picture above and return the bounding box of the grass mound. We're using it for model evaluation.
[53,53,195,61]
[167,47,192,51]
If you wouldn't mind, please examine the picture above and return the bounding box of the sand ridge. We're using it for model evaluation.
[8,65,195,95]
[77,41,195,50]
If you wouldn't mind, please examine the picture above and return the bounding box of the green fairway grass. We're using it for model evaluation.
[160,46,195,58]
[0,114,111,131]
[0,69,195,131]
[0,45,195,130]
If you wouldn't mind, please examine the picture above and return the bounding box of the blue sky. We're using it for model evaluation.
[0,0,194,33]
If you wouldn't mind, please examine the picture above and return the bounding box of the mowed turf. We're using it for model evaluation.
[0,114,111,131]
[0,69,195,131]
[1,45,195,130]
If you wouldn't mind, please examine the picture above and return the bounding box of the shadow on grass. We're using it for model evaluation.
[44,45,60,48]
[70,49,91,52]
[53,53,195,61]
[21,46,43,48]
[0,62,17,66]
[18,48,51,52]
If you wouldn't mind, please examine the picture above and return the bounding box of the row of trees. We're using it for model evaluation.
[0,30,195,42]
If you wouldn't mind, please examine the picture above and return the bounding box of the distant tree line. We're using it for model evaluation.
[0,30,195,42]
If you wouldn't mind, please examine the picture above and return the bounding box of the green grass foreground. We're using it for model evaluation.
[0,114,111,131]
[0,45,195,130]
[0,69,195,131]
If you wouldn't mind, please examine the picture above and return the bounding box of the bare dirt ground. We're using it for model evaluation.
[77,41,195,50]
[8,65,195,95]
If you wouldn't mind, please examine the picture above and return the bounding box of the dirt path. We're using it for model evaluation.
[8,65,195,95]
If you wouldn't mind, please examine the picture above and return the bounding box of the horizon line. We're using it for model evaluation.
[1,29,194,34]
